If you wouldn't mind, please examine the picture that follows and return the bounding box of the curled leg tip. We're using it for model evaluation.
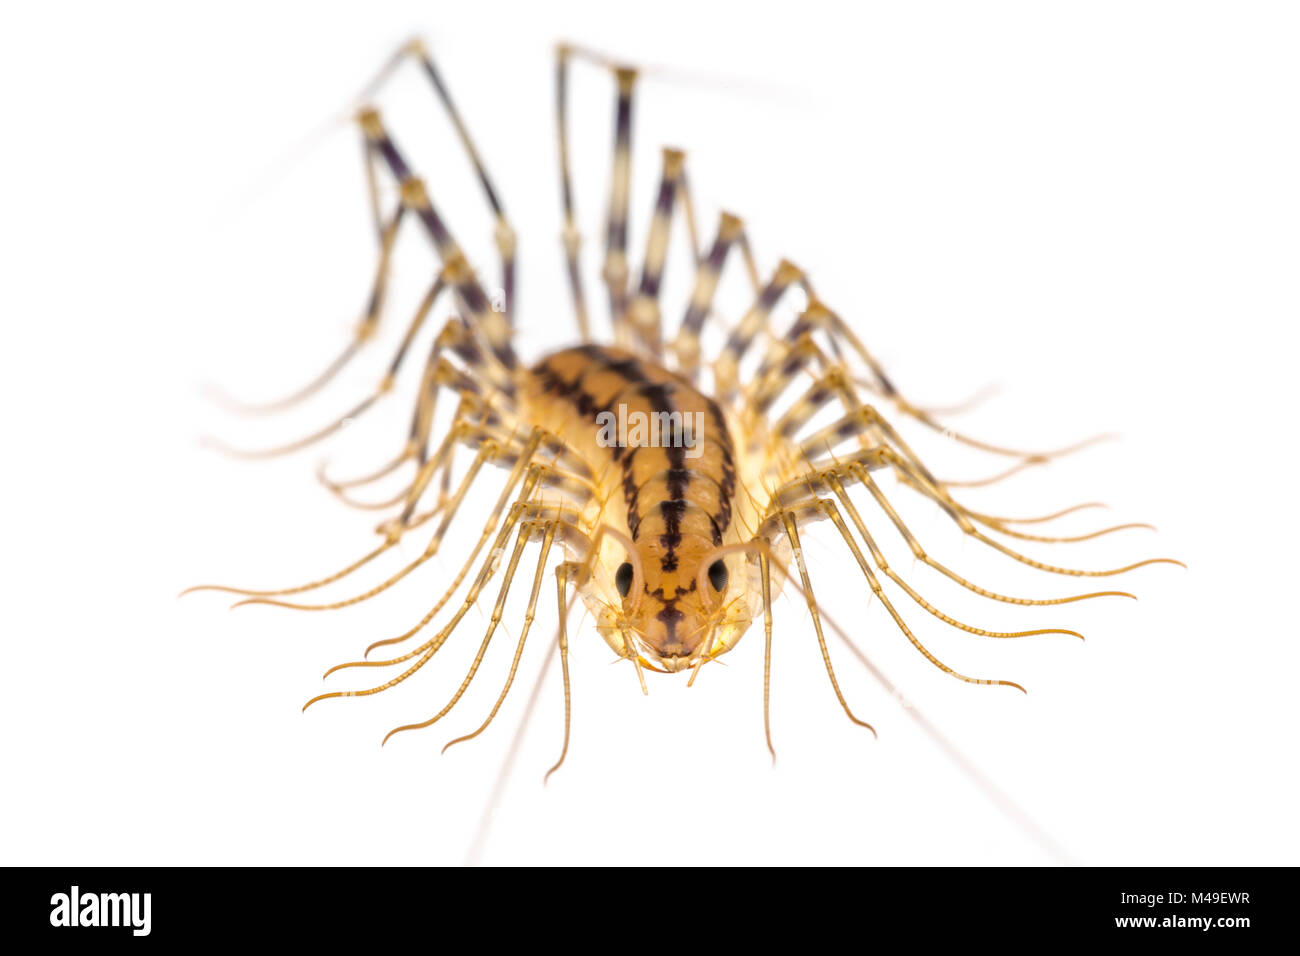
[441,735,474,755]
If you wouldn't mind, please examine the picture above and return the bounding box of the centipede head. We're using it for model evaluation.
[592,534,757,675]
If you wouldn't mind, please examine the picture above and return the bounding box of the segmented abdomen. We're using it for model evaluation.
[524,345,738,559]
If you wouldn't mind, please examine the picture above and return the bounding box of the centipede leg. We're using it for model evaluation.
[545,561,581,783]
[711,259,813,398]
[442,521,560,753]
[382,518,539,745]
[555,45,592,341]
[358,37,517,325]
[358,110,516,372]
[205,197,407,418]
[767,450,1131,607]
[621,148,686,356]
[304,497,581,715]
[362,457,593,659]
[671,212,758,377]
[759,549,775,763]
[802,496,1030,691]
[231,428,545,613]
[777,511,876,738]
[871,450,1184,580]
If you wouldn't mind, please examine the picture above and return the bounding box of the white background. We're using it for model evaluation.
[2,1,1297,866]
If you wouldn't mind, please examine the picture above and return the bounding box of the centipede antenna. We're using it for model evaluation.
[630,653,649,696]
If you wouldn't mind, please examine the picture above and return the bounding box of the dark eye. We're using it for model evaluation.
[615,562,634,598]
[707,559,728,592]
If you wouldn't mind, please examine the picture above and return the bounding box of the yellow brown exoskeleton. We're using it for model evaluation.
[189,39,1181,775]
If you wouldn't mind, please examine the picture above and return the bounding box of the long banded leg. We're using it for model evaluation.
[768,369,1162,584]
[203,252,465,461]
[321,304,521,494]
[303,502,586,720]
[442,521,560,753]
[711,259,812,397]
[358,38,518,325]
[671,212,762,378]
[796,398,944,492]
[314,296,502,501]
[819,472,1083,641]
[825,301,1110,461]
[759,549,775,762]
[360,456,594,659]
[776,510,877,737]
[206,193,409,417]
[555,45,592,340]
[545,561,581,782]
[232,428,548,612]
[319,364,476,512]
[870,449,1184,580]
[358,110,516,371]
[746,334,874,455]
[190,422,515,604]
[381,514,548,745]
[555,45,639,327]
[183,395,499,600]
[602,66,638,325]
[767,449,1135,606]
[748,296,1106,463]
[780,500,1028,692]
[624,147,690,356]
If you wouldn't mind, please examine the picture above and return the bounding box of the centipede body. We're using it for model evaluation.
[189,37,1181,778]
